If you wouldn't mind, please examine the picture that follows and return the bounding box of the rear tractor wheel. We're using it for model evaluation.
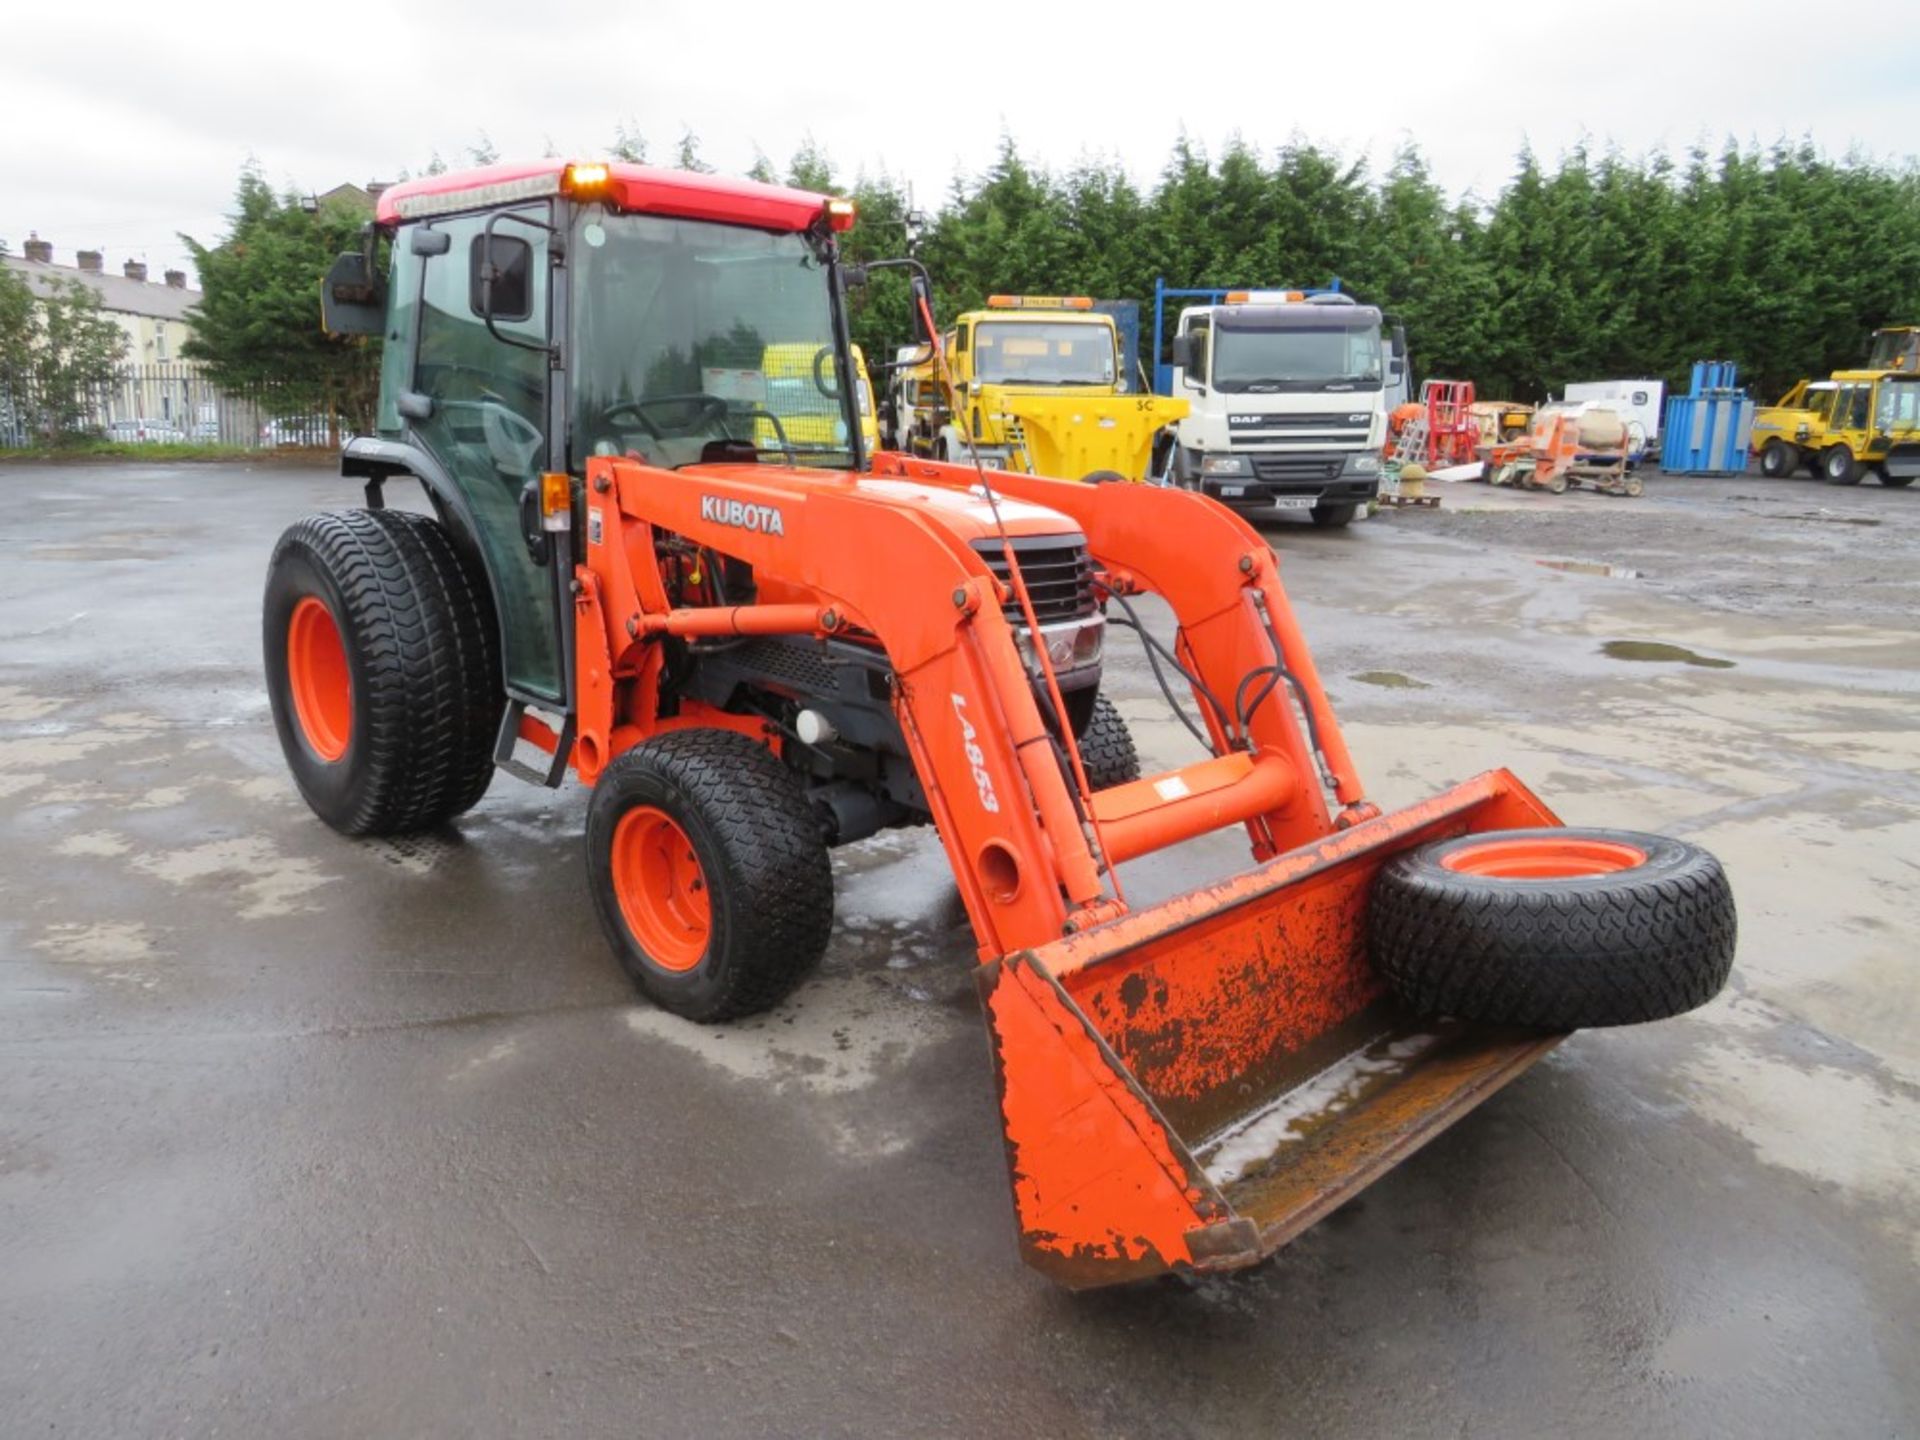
[1823,445,1860,485]
[586,730,834,1022]
[263,509,501,836]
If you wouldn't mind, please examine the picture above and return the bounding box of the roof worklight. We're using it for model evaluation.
[985,295,1094,310]
[825,198,857,232]
[560,162,611,197]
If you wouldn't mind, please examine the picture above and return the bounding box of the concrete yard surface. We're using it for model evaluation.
[0,461,1914,1437]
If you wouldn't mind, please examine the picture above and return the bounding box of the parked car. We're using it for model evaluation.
[260,415,341,448]
[106,419,187,444]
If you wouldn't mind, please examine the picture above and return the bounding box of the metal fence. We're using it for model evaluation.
[0,362,350,450]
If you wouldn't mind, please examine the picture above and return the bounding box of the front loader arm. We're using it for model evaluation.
[579,455,1112,957]
[871,454,1371,843]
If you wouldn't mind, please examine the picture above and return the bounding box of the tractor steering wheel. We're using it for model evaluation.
[599,394,732,439]
[810,346,841,400]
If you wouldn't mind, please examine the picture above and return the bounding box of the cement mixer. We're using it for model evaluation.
[1488,403,1642,497]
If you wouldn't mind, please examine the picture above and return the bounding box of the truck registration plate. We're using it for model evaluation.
[1271,496,1316,511]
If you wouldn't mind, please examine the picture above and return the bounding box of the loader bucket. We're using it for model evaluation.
[977,769,1566,1288]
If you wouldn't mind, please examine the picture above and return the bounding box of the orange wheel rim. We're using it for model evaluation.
[610,806,711,972]
[1441,835,1647,881]
[287,596,352,762]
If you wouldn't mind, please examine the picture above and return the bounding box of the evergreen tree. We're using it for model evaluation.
[182,166,379,430]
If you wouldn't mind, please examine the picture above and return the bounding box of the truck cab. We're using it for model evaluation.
[1751,370,1920,486]
[1163,290,1388,527]
[910,296,1186,482]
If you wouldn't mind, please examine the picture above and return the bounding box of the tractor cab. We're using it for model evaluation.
[323,161,873,709]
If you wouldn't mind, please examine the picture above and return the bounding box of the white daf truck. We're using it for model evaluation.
[1165,291,1396,528]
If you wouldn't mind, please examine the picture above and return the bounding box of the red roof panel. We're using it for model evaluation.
[375,161,836,233]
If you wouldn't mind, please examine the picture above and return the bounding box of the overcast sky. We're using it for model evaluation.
[3,0,1915,287]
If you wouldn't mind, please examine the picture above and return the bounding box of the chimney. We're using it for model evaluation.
[164,269,187,289]
[77,249,103,274]
[24,233,52,264]
[123,259,149,282]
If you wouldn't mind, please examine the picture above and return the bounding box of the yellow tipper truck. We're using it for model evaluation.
[903,295,1187,482]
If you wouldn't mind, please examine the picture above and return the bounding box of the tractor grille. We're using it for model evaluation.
[1251,455,1345,482]
[973,534,1096,625]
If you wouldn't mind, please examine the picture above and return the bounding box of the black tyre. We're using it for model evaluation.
[1081,469,1131,485]
[1369,827,1736,1029]
[264,509,501,836]
[1758,440,1796,478]
[586,730,834,1022]
[1077,695,1141,791]
[1878,468,1913,488]
[1310,502,1360,528]
[1823,445,1860,485]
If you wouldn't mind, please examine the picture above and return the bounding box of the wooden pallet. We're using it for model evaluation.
[1377,493,1441,509]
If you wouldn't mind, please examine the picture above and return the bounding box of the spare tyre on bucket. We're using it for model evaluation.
[1369,827,1736,1029]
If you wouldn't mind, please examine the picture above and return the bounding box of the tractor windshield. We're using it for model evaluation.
[570,208,857,468]
[973,321,1116,386]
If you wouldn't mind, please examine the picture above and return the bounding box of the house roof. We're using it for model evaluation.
[2,254,200,322]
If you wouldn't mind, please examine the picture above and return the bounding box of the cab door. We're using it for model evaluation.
[406,207,566,704]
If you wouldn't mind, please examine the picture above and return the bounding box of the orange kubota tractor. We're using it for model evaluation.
[280,161,1736,1287]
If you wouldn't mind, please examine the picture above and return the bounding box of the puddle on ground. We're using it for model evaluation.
[1535,558,1642,579]
[1785,510,1880,527]
[1350,671,1430,690]
[1601,640,1736,669]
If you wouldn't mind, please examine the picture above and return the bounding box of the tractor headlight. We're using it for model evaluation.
[1014,617,1105,673]
[1201,454,1250,477]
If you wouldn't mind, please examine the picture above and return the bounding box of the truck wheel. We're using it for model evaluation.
[1878,469,1913,488]
[1823,446,1860,485]
[586,730,834,1022]
[1310,502,1359,528]
[1758,440,1796,478]
[1076,695,1141,791]
[264,509,501,836]
[1369,828,1736,1029]
[1081,469,1130,485]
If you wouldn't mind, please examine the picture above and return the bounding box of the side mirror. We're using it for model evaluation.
[320,250,386,337]
[1170,334,1195,372]
[410,228,451,257]
[470,233,533,322]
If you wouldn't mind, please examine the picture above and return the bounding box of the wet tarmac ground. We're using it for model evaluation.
[1,461,1914,1437]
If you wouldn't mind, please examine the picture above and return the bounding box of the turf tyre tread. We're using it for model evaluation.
[264,508,501,836]
[1369,828,1736,1029]
[1078,694,1141,791]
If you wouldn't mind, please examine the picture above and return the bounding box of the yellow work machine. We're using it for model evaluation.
[757,342,879,457]
[1751,368,1920,487]
[901,296,1187,482]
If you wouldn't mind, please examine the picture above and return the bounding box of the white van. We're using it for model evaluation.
[1561,380,1665,453]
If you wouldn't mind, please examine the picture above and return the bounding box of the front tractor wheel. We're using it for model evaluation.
[264,509,501,836]
[587,731,834,1022]
[1077,695,1141,791]
[1758,440,1796,478]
